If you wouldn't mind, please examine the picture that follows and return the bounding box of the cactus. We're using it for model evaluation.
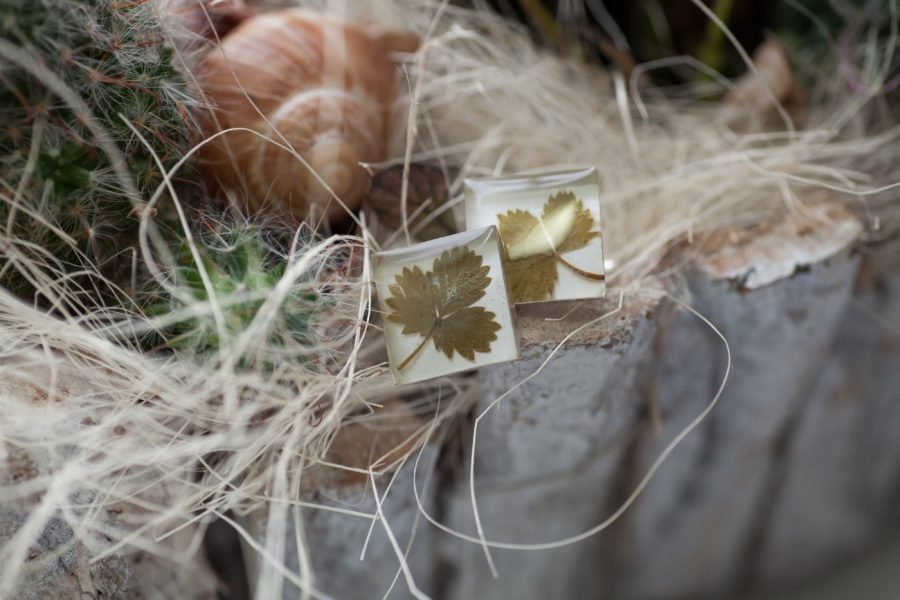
[0,0,194,302]
[143,225,318,366]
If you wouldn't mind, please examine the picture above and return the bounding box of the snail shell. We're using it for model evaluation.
[196,9,415,222]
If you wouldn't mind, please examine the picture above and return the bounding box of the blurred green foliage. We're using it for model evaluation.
[144,229,318,366]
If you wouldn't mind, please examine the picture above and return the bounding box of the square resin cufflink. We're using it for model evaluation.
[373,226,519,386]
[464,168,606,304]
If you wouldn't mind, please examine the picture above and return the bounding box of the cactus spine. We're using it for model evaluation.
[0,0,194,302]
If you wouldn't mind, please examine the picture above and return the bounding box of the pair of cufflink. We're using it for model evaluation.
[373,167,606,385]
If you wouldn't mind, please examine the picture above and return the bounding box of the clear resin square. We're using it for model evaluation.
[465,167,606,304]
[373,226,519,386]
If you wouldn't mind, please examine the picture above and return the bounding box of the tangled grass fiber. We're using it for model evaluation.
[1,0,898,597]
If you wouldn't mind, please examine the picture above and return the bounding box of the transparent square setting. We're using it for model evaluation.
[465,167,606,304]
[373,226,519,386]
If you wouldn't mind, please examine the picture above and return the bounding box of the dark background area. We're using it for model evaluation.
[473,0,888,85]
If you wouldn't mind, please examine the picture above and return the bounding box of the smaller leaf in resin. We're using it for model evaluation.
[500,203,576,260]
[497,190,603,303]
[504,252,557,304]
[547,191,598,253]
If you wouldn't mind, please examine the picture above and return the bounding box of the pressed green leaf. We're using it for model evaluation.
[385,265,437,337]
[384,246,501,370]
[544,191,599,253]
[497,190,603,303]
[433,306,500,361]
[432,245,490,315]
[496,209,540,256]
[504,252,557,303]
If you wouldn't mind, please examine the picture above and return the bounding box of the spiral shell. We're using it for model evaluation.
[196,9,413,222]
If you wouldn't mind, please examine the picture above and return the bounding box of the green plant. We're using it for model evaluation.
[0,0,194,302]
[144,229,318,366]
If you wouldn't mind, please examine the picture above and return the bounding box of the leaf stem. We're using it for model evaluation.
[397,324,436,371]
[556,255,606,282]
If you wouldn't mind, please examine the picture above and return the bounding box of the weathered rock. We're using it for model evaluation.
[753,250,900,590]
[437,206,900,600]
[441,288,667,600]
[614,210,863,600]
